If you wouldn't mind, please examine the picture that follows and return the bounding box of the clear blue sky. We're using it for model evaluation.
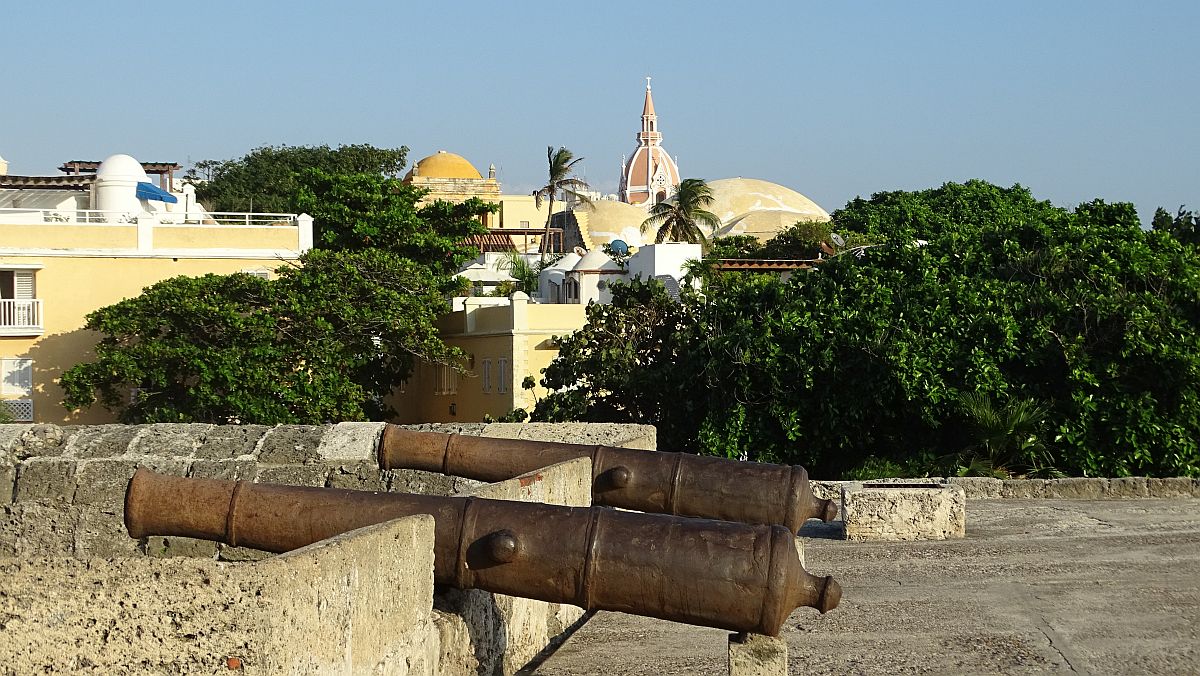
[3,1,1197,223]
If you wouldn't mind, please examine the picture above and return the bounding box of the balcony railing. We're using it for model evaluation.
[0,299,43,335]
[0,208,298,227]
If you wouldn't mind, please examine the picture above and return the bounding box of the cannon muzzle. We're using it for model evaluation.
[125,468,839,636]
[378,426,838,532]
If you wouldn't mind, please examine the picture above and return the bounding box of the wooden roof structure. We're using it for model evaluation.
[0,174,94,190]
[58,160,182,189]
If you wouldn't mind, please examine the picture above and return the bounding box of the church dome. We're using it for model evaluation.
[405,150,483,180]
[704,177,830,242]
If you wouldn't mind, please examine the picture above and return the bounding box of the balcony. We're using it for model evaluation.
[0,299,43,336]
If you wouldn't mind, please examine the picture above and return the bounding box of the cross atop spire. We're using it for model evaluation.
[642,75,656,118]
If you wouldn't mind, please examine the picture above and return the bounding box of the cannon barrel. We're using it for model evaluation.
[377,426,838,532]
[125,468,839,636]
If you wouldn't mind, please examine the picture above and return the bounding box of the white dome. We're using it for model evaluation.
[573,249,621,272]
[95,154,150,182]
[547,252,582,271]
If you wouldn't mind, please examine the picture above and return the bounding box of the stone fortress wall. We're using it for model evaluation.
[811,475,1200,502]
[0,422,656,674]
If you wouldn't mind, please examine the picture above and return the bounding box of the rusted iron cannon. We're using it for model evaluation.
[377,426,838,533]
[125,468,840,636]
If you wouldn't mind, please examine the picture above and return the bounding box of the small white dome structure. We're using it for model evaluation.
[94,154,152,213]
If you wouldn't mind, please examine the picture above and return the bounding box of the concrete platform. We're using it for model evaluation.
[533,499,1200,675]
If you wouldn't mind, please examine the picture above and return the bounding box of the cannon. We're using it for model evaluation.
[125,469,840,636]
[377,425,838,533]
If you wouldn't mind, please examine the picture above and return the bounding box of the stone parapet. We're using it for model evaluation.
[0,422,654,559]
[0,422,646,675]
[2,514,439,674]
[812,476,1200,502]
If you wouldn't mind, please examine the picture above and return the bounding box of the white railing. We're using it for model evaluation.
[155,212,299,227]
[0,208,297,227]
[0,299,43,333]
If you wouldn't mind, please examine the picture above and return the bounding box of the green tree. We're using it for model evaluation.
[639,178,720,246]
[294,168,490,273]
[1152,205,1199,246]
[534,146,591,263]
[536,181,1200,478]
[61,163,491,424]
[191,144,409,213]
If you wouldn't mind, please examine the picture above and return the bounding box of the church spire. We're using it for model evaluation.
[619,76,679,207]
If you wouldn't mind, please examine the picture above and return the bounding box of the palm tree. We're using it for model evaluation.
[535,146,591,263]
[640,178,721,247]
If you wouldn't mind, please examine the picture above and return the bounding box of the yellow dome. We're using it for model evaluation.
[406,150,482,180]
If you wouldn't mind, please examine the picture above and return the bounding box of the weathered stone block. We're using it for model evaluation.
[14,458,77,503]
[400,422,489,437]
[325,461,387,492]
[71,459,139,509]
[188,458,257,480]
[842,482,966,541]
[1106,476,1150,498]
[254,463,328,487]
[482,422,657,450]
[65,425,142,459]
[0,504,19,556]
[810,480,847,502]
[255,425,328,464]
[1044,478,1107,500]
[1148,477,1194,498]
[387,468,466,497]
[316,422,386,461]
[729,632,788,676]
[1000,479,1049,498]
[947,476,1003,499]
[145,535,219,559]
[1,461,15,504]
[193,425,271,459]
[128,423,213,457]
[74,507,141,558]
[15,503,79,556]
[217,544,272,562]
[0,424,35,455]
[6,424,67,459]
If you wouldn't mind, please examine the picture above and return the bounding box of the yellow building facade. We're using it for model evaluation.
[0,155,312,423]
[390,294,586,423]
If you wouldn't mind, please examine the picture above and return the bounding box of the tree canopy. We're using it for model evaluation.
[62,148,489,423]
[535,180,1200,478]
[190,144,409,213]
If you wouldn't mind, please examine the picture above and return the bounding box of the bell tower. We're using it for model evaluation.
[619,77,680,207]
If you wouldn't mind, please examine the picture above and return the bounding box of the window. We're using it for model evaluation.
[497,358,510,394]
[0,269,41,333]
[0,270,35,300]
[520,220,530,228]
[434,364,458,396]
[481,359,492,393]
[241,269,271,280]
[1,358,33,396]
